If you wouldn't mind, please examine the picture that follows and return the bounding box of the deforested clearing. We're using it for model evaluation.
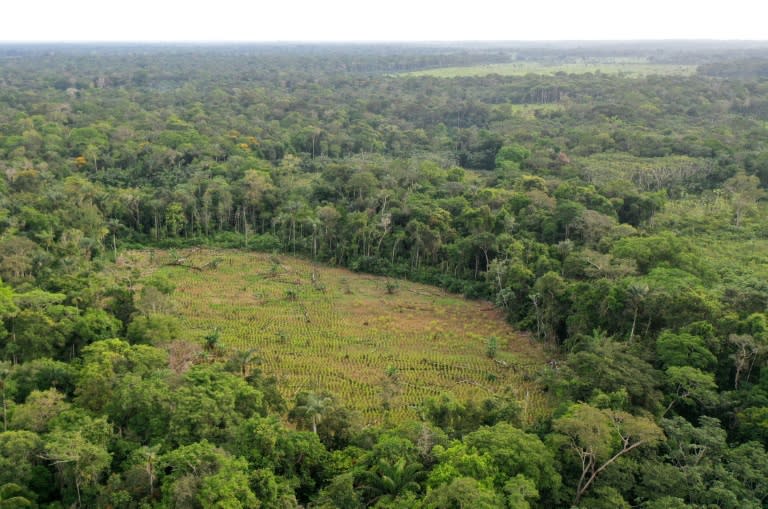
[122,248,548,425]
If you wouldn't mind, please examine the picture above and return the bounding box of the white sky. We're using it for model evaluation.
[1,0,766,42]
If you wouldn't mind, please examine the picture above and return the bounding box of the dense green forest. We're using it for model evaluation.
[1,42,768,508]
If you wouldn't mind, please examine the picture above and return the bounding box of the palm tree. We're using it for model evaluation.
[361,458,424,505]
[292,392,333,434]
[204,327,221,352]
[226,348,260,378]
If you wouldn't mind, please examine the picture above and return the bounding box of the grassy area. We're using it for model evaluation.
[123,249,548,426]
[402,60,696,78]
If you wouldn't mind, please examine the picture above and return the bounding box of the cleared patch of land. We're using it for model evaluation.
[126,249,548,426]
[402,60,696,77]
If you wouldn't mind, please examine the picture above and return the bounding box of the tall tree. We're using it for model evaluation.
[552,403,664,505]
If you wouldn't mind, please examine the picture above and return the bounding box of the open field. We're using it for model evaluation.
[123,249,549,426]
[402,60,697,78]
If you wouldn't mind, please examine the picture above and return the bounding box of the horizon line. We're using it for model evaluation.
[2,39,768,44]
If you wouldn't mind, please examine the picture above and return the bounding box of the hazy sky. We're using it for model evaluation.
[1,0,766,42]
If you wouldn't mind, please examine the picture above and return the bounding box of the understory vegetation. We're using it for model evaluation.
[1,42,768,507]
